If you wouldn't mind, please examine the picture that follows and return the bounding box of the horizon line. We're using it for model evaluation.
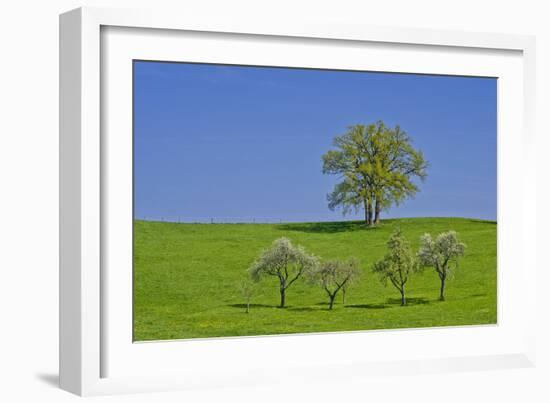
[133,216,498,225]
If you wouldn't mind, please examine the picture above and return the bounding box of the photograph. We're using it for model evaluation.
[133,60,497,341]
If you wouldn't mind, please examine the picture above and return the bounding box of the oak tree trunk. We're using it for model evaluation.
[439,276,446,301]
[374,199,381,224]
[364,198,372,226]
[400,289,406,306]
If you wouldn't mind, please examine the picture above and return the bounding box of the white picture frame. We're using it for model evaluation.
[59,6,537,396]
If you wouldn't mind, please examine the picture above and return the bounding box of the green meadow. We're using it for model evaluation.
[133,217,497,341]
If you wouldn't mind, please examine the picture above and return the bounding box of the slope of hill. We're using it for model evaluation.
[134,217,497,341]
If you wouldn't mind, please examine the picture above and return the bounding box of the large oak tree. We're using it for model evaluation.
[322,121,427,226]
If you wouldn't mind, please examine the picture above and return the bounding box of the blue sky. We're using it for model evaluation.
[134,61,497,223]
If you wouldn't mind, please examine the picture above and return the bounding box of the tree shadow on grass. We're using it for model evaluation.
[346,297,431,309]
[228,303,275,309]
[345,303,389,310]
[314,301,340,306]
[287,306,318,312]
[277,220,381,234]
[466,218,497,225]
[228,304,318,311]
[386,297,431,306]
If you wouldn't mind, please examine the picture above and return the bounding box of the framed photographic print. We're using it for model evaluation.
[60,6,537,396]
[132,60,495,340]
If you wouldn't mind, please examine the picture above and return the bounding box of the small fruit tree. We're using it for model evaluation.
[249,237,318,308]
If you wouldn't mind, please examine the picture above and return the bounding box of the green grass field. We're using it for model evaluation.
[134,217,497,341]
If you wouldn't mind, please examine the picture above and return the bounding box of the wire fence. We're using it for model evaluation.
[133,215,352,224]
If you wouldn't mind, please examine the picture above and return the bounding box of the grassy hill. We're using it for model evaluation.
[134,217,497,341]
